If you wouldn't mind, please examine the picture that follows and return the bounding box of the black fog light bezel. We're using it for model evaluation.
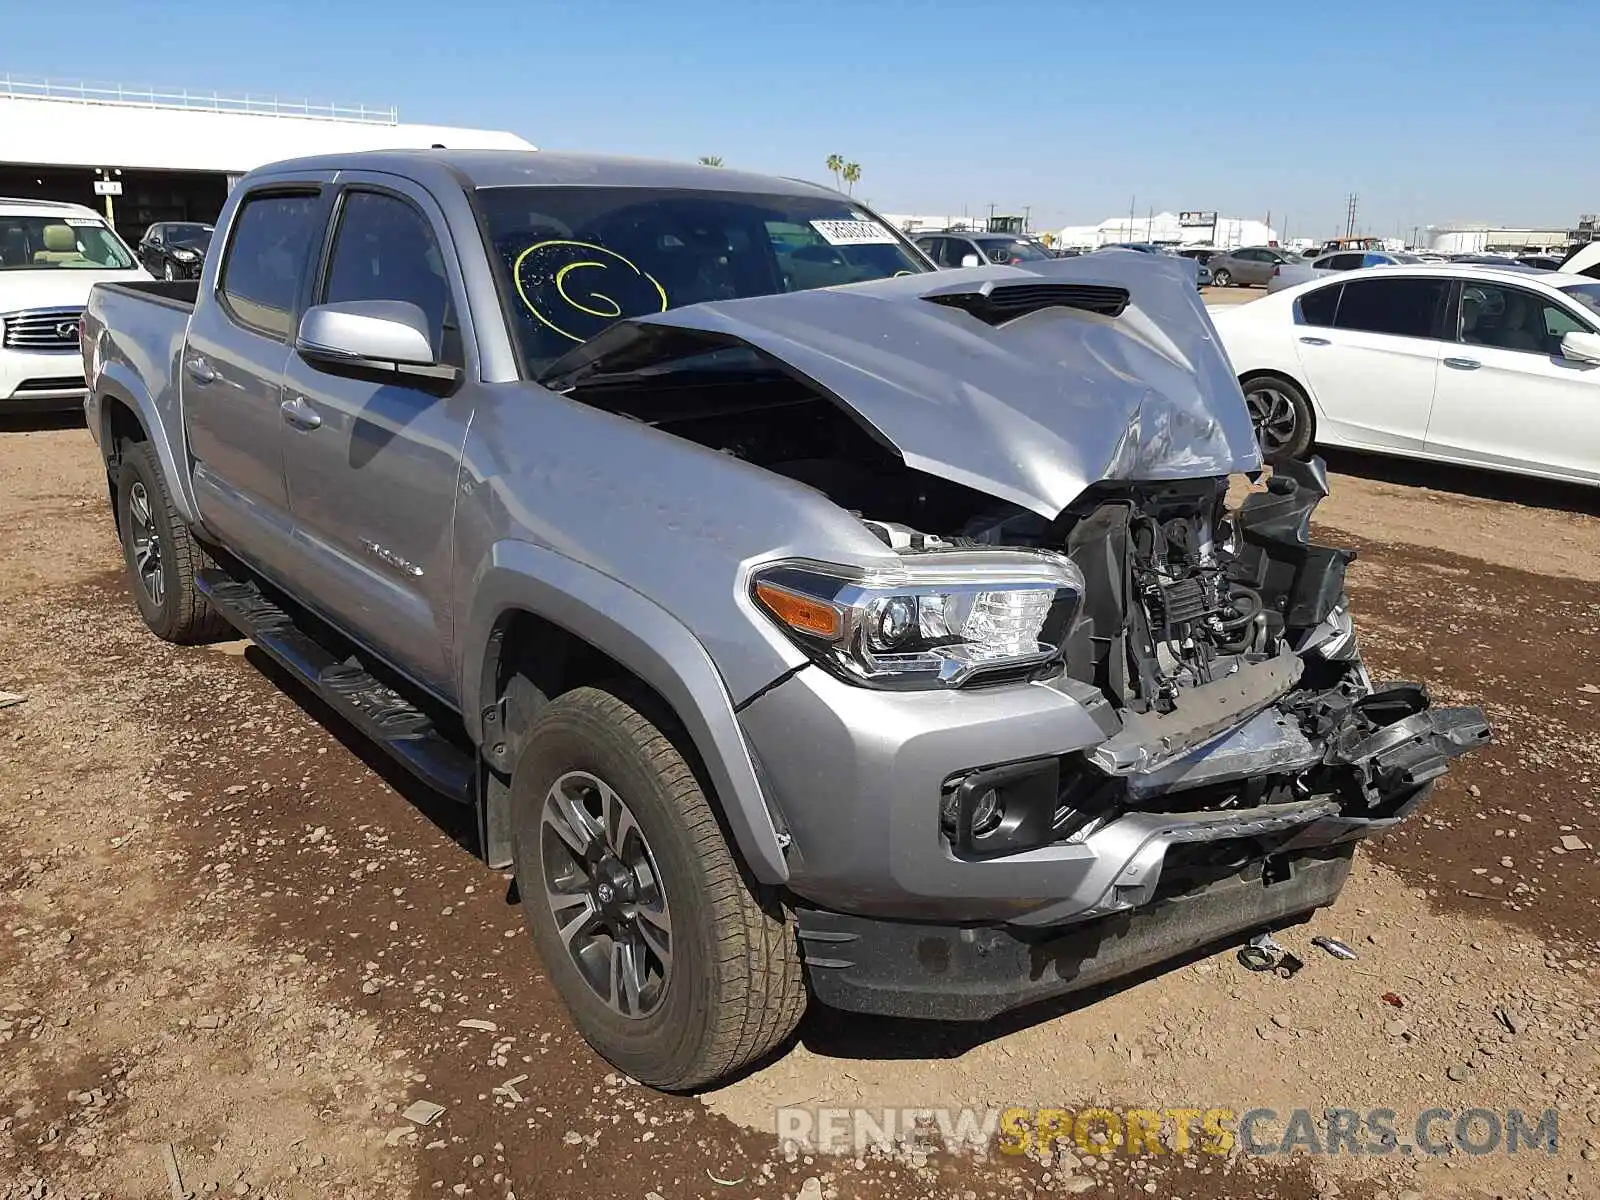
[942,758,1063,859]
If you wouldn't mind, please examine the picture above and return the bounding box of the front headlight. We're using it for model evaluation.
[171,248,199,261]
[752,552,1083,689]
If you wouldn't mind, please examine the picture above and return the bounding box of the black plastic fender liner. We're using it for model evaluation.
[1229,456,1356,634]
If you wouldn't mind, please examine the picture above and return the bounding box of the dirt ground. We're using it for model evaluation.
[2,418,1598,1200]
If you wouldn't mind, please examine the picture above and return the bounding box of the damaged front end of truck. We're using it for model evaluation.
[536,252,1491,1015]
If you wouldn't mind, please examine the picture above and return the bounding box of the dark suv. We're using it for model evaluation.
[135,222,214,280]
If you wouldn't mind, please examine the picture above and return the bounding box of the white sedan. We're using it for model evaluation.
[1210,265,1600,485]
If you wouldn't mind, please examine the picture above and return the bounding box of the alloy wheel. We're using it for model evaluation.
[127,481,165,607]
[539,770,672,1019]
[1246,386,1299,456]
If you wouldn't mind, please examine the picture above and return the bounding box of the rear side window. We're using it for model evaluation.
[1297,283,1341,326]
[219,191,321,339]
[322,190,456,359]
[1333,277,1450,339]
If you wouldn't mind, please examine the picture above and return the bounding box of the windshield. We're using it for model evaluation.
[980,238,1053,263]
[1559,283,1600,320]
[476,186,931,372]
[0,214,135,271]
[167,224,213,249]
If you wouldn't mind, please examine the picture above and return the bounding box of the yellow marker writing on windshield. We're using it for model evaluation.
[513,240,669,342]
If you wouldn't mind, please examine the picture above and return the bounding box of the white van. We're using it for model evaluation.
[1,198,150,412]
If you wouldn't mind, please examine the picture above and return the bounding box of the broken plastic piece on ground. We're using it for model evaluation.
[1312,935,1358,960]
[1381,992,1404,1008]
[1238,932,1285,971]
[401,1099,445,1126]
[0,691,26,710]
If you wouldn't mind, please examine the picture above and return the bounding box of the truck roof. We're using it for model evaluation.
[251,149,843,201]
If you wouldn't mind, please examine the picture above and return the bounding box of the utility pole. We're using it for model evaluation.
[1128,195,1136,241]
[1023,205,1031,233]
[1344,193,1359,240]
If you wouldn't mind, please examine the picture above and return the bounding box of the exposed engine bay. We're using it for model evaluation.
[560,349,1491,833]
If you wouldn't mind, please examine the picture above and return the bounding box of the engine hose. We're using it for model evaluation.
[1216,584,1264,632]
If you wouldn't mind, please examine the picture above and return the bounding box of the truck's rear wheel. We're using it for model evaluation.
[115,439,230,644]
[511,686,805,1091]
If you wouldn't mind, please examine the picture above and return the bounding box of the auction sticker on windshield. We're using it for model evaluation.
[64,218,104,228]
[810,219,898,246]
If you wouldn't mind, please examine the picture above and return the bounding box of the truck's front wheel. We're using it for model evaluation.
[115,439,230,644]
[511,685,805,1091]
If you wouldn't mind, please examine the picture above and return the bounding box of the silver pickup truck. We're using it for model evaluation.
[81,149,1489,1091]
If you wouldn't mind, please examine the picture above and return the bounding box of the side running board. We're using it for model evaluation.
[196,570,474,805]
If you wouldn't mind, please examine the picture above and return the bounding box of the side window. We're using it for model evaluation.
[219,191,322,340]
[1328,254,1361,271]
[944,239,974,267]
[322,190,456,361]
[1459,283,1575,355]
[914,237,940,262]
[1297,283,1342,326]
[1333,277,1450,339]
[1544,304,1586,341]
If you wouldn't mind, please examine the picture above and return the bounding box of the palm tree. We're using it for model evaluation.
[826,154,844,190]
[698,155,724,167]
[842,162,861,195]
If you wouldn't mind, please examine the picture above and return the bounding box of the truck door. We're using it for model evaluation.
[278,179,476,696]
[184,181,332,582]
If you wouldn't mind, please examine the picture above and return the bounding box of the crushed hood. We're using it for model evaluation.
[540,254,1261,518]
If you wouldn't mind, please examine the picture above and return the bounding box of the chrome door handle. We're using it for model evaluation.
[1443,357,1481,370]
[1298,336,1331,346]
[183,355,217,384]
[280,395,323,430]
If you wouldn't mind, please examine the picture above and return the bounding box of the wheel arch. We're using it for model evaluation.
[461,542,791,884]
[92,368,200,527]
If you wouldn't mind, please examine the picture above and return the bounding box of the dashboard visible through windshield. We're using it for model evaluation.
[475,186,932,372]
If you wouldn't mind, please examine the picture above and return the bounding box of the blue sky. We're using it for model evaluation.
[10,0,1597,239]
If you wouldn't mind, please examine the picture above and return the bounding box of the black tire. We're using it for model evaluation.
[1242,374,1315,462]
[115,439,231,644]
[511,686,805,1091]
[1211,267,1232,287]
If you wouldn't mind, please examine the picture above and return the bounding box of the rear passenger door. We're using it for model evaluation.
[279,178,477,694]
[185,180,333,581]
[1292,275,1452,452]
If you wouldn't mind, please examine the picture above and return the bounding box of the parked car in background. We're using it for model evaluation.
[1516,254,1563,271]
[1176,247,1220,265]
[136,222,214,280]
[1207,246,1302,288]
[1,196,149,412]
[1096,243,1207,288]
[80,147,1487,1091]
[1266,250,1424,294]
[914,231,1055,267]
[1212,264,1600,484]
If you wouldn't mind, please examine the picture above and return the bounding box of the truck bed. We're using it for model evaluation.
[97,278,200,313]
[81,280,201,494]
